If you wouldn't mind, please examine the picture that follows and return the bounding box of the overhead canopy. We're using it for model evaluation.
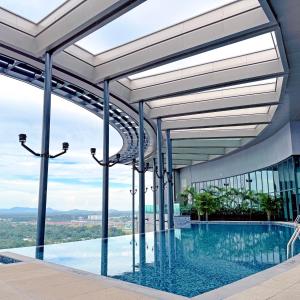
[0,0,288,167]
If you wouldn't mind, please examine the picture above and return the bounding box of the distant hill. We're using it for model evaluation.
[0,207,130,216]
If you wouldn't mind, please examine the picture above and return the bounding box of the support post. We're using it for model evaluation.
[132,160,136,235]
[102,80,110,239]
[36,52,52,256]
[138,101,145,234]
[101,239,108,276]
[153,158,157,232]
[166,129,174,229]
[157,118,165,231]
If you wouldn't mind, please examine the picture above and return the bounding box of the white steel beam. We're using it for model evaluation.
[162,147,226,155]
[150,91,280,119]
[35,0,146,55]
[94,0,273,82]
[170,129,258,139]
[162,114,271,130]
[130,59,284,102]
[172,139,243,148]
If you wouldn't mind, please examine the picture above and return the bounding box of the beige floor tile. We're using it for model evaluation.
[225,285,282,300]
[269,288,300,300]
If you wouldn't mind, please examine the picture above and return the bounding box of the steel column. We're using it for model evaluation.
[101,239,108,276]
[153,158,157,232]
[157,118,165,231]
[132,160,136,235]
[138,101,145,234]
[166,129,174,229]
[36,52,53,254]
[102,80,110,239]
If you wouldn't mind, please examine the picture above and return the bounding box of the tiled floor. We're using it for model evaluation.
[1,252,300,300]
[0,253,185,300]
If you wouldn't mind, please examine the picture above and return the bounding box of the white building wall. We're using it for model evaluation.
[179,121,299,189]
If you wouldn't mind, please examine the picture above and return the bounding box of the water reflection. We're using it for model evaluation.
[111,225,299,297]
[5,224,300,298]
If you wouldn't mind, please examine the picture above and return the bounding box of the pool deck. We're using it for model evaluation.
[1,250,300,300]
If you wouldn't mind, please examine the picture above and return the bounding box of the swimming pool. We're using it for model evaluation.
[5,223,300,297]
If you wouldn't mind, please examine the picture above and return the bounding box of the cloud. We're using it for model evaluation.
[0,75,153,211]
[0,0,65,22]
[76,0,235,54]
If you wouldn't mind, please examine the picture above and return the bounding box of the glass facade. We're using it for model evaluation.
[192,156,300,221]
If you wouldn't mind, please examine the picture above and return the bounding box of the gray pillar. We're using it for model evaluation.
[153,158,157,232]
[138,101,145,234]
[101,239,108,276]
[36,52,53,252]
[157,118,165,231]
[102,80,110,239]
[132,160,136,235]
[166,129,174,229]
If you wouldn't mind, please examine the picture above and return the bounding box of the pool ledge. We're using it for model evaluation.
[0,252,188,300]
[1,231,300,300]
[191,220,295,228]
[192,246,300,300]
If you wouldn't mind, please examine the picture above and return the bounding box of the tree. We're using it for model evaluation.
[179,186,196,206]
[239,189,258,219]
[194,190,219,221]
[257,193,281,221]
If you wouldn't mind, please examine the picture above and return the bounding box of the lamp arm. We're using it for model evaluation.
[20,142,41,157]
[92,154,105,166]
[49,149,67,159]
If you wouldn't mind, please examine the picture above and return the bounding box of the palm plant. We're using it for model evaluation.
[237,189,256,216]
[257,193,281,221]
[179,186,197,215]
[194,189,220,221]
[179,186,196,205]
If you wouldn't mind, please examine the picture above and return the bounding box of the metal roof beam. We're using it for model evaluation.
[162,114,271,130]
[35,0,146,56]
[150,91,280,119]
[94,1,275,82]
[170,129,258,139]
[172,139,243,148]
[162,147,226,155]
[130,59,284,102]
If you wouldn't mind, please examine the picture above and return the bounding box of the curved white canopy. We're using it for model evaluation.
[0,0,288,167]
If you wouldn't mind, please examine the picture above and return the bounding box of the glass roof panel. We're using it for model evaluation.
[76,0,235,55]
[0,0,66,23]
[129,33,276,80]
[150,78,277,108]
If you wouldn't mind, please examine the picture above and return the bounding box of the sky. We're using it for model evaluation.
[0,75,153,211]
[0,0,66,22]
[0,0,234,51]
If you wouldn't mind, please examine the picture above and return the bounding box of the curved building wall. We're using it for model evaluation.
[179,121,300,189]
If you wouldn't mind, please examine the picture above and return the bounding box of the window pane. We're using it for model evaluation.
[262,170,268,193]
[278,163,285,191]
[249,172,257,192]
[273,165,280,193]
[256,171,263,192]
[268,169,274,193]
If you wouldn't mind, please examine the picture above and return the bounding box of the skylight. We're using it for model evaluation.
[0,0,66,23]
[76,0,235,55]
[129,33,276,80]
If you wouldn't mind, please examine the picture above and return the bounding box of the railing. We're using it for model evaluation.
[287,215,300,258]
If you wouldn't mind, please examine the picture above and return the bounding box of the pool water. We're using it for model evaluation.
[5,224,300,297]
